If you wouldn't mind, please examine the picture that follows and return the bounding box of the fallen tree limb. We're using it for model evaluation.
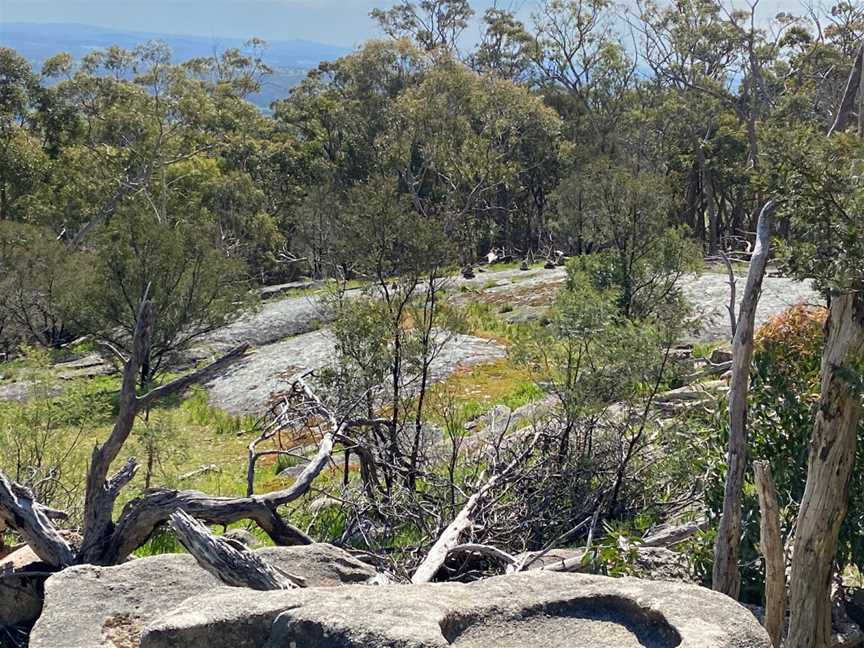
[447,543,516,568]
[411,430,541,584]
[643,519,709,547]
[103,489,314,565]
[0,472,74,568]
[170,510,298,590]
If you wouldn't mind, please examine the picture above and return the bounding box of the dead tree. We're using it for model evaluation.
[0,298,343,569]
[0,472,74,568]
[712,199,774,599]
[754,461,785,648]
[78,300,249,564]
[411,430,541,584]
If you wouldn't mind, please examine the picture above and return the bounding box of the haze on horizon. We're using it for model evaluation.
[0,0,799,49]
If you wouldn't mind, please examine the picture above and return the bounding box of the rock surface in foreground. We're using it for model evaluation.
[29,543,376,648]
[142,570,769,648]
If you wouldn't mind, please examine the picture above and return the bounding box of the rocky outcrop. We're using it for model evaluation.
[29,544,377,648]
[141,571,770,648]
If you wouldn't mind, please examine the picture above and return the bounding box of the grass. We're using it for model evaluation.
[447,302,529,344]
[425,359,545,426]
[268,277,366,301]
[692,341,722,360]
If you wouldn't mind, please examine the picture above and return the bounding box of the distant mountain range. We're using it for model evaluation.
[0,22,352,110]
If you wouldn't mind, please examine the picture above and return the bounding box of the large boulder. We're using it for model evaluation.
[30,553,221,648]
[0,545,47,627]
[141,570,770,648]
[29,543,377,648]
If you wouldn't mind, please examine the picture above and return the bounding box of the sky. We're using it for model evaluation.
[0,0,532,48]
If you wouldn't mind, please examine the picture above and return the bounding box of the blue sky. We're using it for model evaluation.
[0,1,531,47]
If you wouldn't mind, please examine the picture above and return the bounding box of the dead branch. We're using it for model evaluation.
[411,430,541,584]
[0,472,74,568]
[446,543,516,568]
[754,461,785,648]
[719,250,738,340]
[170,510,298,590]
[713,199,774,598]
[78,296,250,564]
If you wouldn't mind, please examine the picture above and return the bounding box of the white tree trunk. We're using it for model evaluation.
[713,200,774,598]
[787,292,864,648]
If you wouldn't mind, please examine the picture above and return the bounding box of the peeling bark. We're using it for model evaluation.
[787,292,864,648]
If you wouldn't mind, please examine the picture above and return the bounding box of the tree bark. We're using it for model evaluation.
[713,200,774,599]
[0,472,74,568]
[170,510,299,590]
[786,292,864,648]
[754,460,785,648]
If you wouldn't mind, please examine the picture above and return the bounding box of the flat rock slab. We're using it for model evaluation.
[141,571,770,648]
[680,273,818,343]
[205,330,506,415]
[29,544,377,648]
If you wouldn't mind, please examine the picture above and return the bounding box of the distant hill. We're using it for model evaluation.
[0,22,351,110]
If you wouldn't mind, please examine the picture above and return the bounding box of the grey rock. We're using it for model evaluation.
[709,347,734,364]
[30,544,377,648]
[30,553,221,648]
[0,545,46,627]
[204,329,505,415]
[54,353,116,380]
[0,380,63,403]
[257,543,377,588]
[141,571,770,648]
[631,547,693,582]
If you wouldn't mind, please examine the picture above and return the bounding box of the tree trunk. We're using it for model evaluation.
[713,200,774,599]
[786,292,864,648]
[754,460,785,648]
[829,44,864,136]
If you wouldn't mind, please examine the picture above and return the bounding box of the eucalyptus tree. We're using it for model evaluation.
[371,0,475,53]
[383,57,563,261]
[777,118,864,648]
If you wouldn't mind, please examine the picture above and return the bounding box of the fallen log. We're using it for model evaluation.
[170,510,299,590]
